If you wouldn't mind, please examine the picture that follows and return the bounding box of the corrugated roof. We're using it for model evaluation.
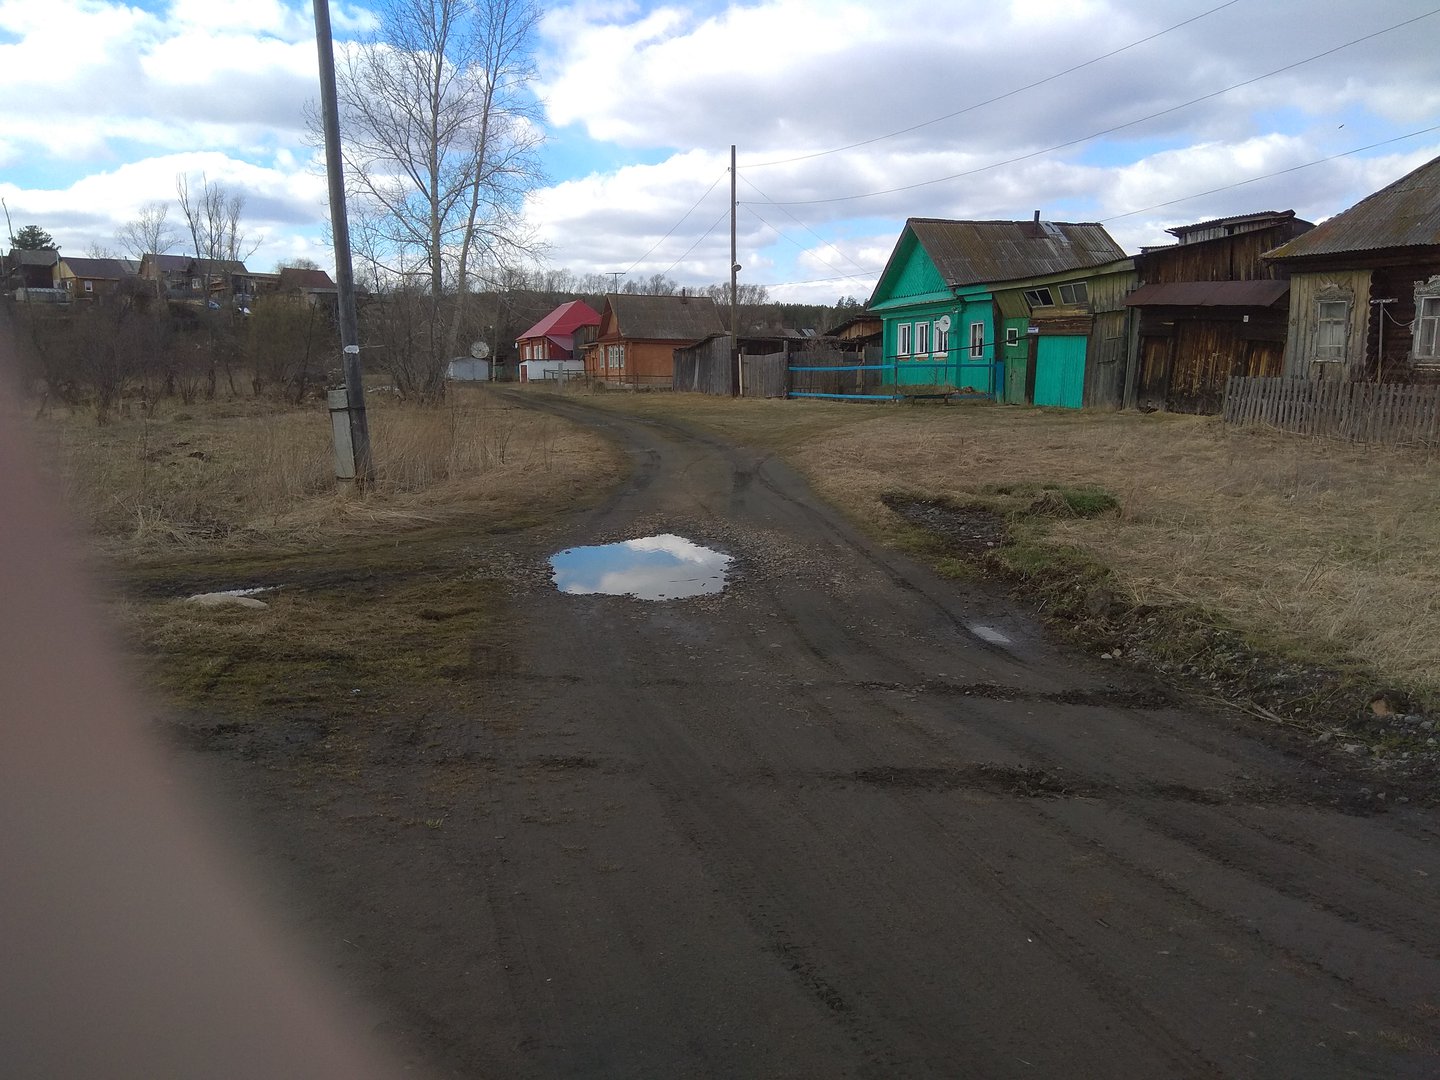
[909,218,1126,289]
[518,299,601,341]
[1266,154,1440,260]
[143,253,191,272]
[606,293,725,341]
[1123,280,1290,308]
[1165,210,1296,239]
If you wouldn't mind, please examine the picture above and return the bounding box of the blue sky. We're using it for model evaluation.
[3,0,1438,303]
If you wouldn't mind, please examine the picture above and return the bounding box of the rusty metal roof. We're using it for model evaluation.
[1265,154,1440,260]
[1165,210,1297,239]
[605,293,725,342]
[909,218,1126,289]
[1123,280,1290,308]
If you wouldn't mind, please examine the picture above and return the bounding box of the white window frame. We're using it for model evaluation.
[896,322,912,357]
[1005,326,1020,347]
[935,322,950,355]
[1315,299,1349,363]
[915,321,930,357]
[969,321,985,360]
[1415,284,1440,364]
[1057,281,1088,305]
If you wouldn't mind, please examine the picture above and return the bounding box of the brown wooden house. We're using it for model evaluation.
[584,293,726,387]
[57,257,137,301]
[1265,154,1440,383]
[1123,210,1313,412]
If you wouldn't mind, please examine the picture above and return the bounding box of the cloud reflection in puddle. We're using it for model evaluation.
[550,534,732,600]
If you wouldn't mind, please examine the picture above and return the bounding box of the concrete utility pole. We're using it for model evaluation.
[731,144,742,397]
[312,0,374,488]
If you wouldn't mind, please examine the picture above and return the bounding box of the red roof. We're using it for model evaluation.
[517,299,601,341]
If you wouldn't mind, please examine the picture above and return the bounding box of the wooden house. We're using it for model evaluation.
[5,247,61,290]
[1123,210,1313,413]
[57,257,137,302]
[278,266,338,310]
[867,216,1129,407]
[137,253,192,296]
[584,293,726,388]
[515,300,601,370]
[1264,154,1440,382]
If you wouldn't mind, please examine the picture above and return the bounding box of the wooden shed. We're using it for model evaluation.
[1124,211,1313,413]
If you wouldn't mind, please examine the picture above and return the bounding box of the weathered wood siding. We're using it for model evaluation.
[673,336,734,395]
[1224,376,1440,446]
[1281,269,1372,378]
[1143,223,1302,283]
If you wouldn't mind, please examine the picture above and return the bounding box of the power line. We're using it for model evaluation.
[740,0,1244,170]
[1101,124,1440,223]
[744,7,1440,207]
[739,203,877,292]
[657,205,731,279]
[622,169,728,276]
[737,173,874,278]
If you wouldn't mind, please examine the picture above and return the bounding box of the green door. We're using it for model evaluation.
[1033,335,1086,408]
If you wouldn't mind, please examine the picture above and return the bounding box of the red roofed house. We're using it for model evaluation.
[515,299,601,383]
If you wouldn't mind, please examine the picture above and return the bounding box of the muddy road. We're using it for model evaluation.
[187,392,1440,1078]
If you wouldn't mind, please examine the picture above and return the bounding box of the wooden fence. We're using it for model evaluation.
[672,337,790,398]
[1223,376,1440,446]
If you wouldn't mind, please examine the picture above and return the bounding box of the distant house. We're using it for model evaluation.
[1123,210,1314,413]
[137,253,192,296]
[57,256,137,302]
[584,293,726,388]
[516,299,601,383]
[278,266,338,311]
[5,247,61,290]
[1265,154,1440,382]
[137,253,253,301]
[867,216,1129,407]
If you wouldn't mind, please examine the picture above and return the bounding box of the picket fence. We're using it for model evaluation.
[1222,376,1440,447]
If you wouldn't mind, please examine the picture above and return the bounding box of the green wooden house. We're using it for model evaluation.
[867,216,1130,407]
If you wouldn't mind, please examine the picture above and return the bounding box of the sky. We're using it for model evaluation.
[3,0,1439,306]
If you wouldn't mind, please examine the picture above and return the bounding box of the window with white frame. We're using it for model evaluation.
[915,321,930,356]
[606,344,624,370]
[1315,299,1349,362]
[896,322,912,357]
[1415,281,1440,363]
[84,280,94,293]
[1057,281,1088,305]
[969,321,985,359]
[1006,326,1020,347]
[935,321,950,355]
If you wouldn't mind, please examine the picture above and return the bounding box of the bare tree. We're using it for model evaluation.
[326,0,544,400]
[175,174,260,265]
[116,203,181,260]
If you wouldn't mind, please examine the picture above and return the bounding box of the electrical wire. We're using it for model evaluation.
[656,205,731,279]
[743,7,1440,207]
[738,173,875,278]
[621,170,728,277]
[740,0,1244,170]
[1100,124,1440,222]
[740,202,878,293]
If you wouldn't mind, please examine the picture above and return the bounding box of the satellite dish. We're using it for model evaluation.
[936,315,952,332]
[469,340,491,359]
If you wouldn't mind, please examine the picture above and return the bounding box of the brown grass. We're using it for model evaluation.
[32,385,622,556]
[571,390,1440,694]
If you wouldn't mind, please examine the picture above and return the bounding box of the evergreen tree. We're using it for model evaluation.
[12,224,56,250]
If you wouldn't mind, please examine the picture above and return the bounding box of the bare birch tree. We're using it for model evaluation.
[326,0,544,399]
[116,202,181,260]
[175,174,259,265]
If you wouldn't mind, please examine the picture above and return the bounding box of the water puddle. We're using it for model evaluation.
[967,624,1013,646]
[550,535,732,600]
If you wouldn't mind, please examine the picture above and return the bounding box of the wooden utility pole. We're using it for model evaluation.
[731,144,742,397]
[312,0,374,487]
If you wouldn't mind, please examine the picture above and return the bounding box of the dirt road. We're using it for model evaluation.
[188,392,1440,1078]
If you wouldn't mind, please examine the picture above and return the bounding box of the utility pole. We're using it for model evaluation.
[1370,297,1396,383]
[731,144,742,398]
[606,271,622,293]
[312,0,374,488]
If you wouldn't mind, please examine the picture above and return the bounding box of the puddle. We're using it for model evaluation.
[967,624,1012,646]
[549,535,732,600]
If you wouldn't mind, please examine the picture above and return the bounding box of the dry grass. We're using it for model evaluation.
[573,390,1440,694]
[31,385,621,556]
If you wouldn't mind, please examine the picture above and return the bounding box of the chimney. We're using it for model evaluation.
[1025,209,1043,238]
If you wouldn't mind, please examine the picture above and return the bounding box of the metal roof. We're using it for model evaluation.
[1123,280,1290,308]
[278,267,336,291]
[60,257,133,279]
[1165,210,1296,239]
[604,293,725,341]
[518,299,601,341]
[908,218,1127,289]
[1266,154,1440,260]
